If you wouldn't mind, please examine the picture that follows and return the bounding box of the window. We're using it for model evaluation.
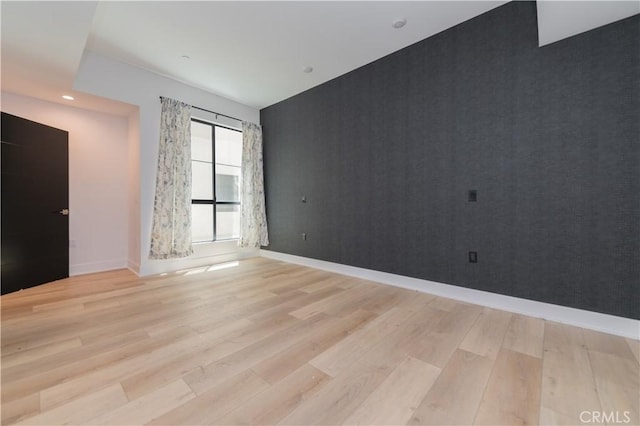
[191,119,242,242]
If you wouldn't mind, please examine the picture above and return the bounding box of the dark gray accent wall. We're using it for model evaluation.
[260,2,640,319]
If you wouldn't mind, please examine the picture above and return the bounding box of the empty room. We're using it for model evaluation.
[1,1,638,425]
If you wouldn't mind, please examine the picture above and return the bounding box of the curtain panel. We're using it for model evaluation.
[240,122,269,248]
[149,97,194,259]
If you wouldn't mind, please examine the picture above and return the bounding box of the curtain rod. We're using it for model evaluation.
[159,96,243,123]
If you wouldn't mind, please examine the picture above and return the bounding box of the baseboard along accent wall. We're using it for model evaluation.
[261,250,639,339]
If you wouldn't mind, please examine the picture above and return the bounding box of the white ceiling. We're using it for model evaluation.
[86,1,507,109]
[0,1,135,115]
[537,1,639,46]
[1,1,638,115]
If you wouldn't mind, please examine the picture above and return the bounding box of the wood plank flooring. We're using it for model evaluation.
[1,257,638,425]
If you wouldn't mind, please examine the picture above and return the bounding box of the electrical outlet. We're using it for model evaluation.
[302,233,307,241]
[301,195,307,203]
[468,190,477,202]
[468,251,477,263]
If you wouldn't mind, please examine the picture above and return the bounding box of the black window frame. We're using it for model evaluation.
[191,118,242,242]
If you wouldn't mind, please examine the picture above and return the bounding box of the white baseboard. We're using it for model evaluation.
[70,258,128,276]
[127,259,141,276]
[139,248,259,276]
[260,250,640,340]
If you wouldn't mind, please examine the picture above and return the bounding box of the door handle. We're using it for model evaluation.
[59,208,69,216]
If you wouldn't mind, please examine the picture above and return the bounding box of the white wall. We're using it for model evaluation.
[74,52,260,276]
[1,91,129,275]
[127,109,141,273]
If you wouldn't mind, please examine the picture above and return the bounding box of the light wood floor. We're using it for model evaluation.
[1,257,638,425]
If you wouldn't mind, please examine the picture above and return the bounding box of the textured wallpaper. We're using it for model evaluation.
[261,2,640,319]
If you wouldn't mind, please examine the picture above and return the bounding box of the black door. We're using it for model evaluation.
[1,112,69,294]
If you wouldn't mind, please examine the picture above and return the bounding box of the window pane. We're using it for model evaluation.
[215,127,242,167]
[191,121,212,162]
[192,161,213,200]
[192,204,213,242]
[216,204,240,240]
[215,164,240,202]
[191,121,242,243]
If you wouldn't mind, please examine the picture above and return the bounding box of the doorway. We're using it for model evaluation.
[1,112,69,294]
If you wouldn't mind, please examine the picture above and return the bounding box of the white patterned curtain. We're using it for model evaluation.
[239,122,269,248]
[149,97,193,259]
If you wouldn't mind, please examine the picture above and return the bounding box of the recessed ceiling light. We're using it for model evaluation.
[303,66,313,73]
[392,18,407,29]
[62,95,74,100]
